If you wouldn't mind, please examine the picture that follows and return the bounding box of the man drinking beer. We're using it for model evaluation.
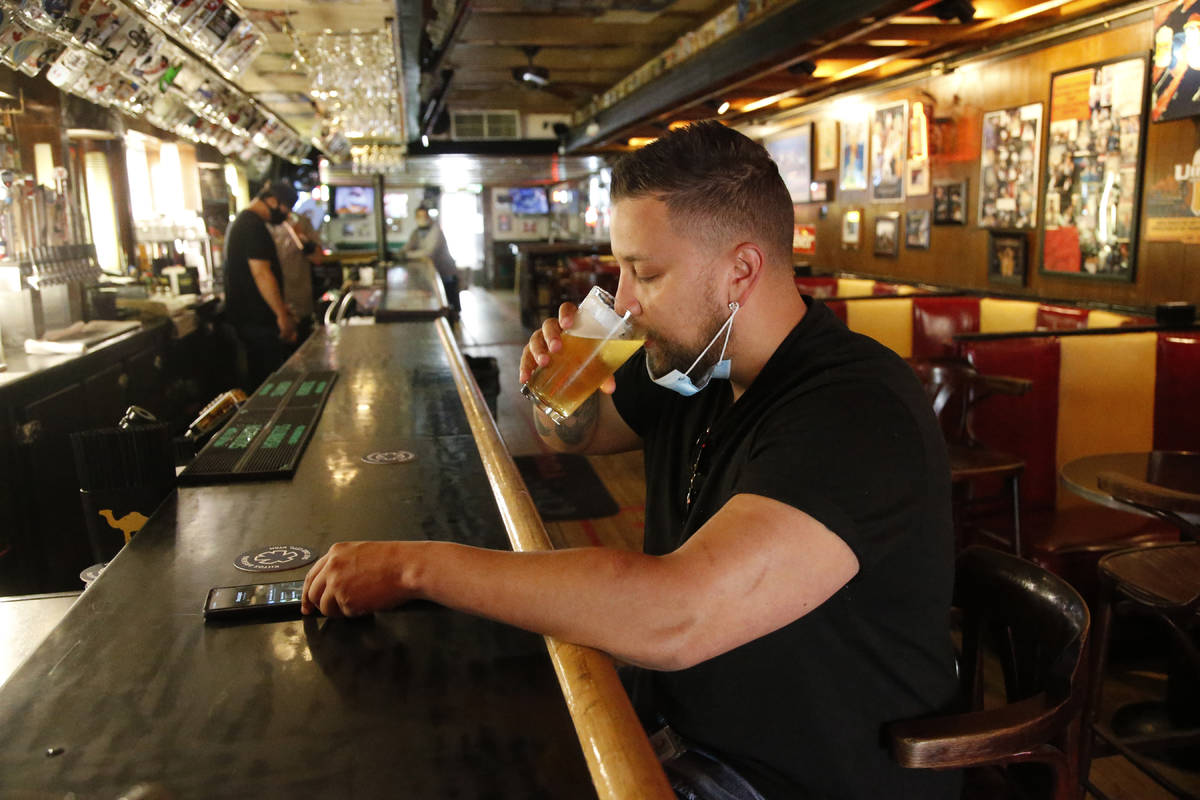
[303,122,959,799]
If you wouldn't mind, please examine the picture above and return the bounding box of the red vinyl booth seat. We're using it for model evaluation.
[795,277,839,298]
[912,297,982,359]
[959,329,1200,599]
[1036,304,1090,331]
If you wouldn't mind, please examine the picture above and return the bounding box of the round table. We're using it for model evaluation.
[1064,451,1200,788]
[1059,450,1200,521]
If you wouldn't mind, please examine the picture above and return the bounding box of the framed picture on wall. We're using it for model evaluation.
[1151,4,1200,122]
[1040,55,1147,282]
[988,230,1028,286]
[839,114,869,193]
[932,179,968,224]
[978,103,1043,229]
[905,209,931,249]
[816,118,838,171]
[841,208,862,249]
[906,158,931,196]
[874,212,900,256]
[871,101,907,202]
[793,223,817,255]
[765,123,812,203]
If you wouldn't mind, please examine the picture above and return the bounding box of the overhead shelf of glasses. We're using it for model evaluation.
[0,0,312,162]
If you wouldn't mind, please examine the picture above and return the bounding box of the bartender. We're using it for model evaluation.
[405,206,461,316]
[269,206,324,342]
[223,180,301,389]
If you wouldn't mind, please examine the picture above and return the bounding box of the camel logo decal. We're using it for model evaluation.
[98,509,149,544]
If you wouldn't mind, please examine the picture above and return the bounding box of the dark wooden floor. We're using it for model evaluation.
[457,286,1200,800]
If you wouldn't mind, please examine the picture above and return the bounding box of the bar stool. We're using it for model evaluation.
[1078,473,1200,799]
[914,358,1032,556]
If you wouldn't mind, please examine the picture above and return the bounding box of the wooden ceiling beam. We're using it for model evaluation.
[567,0,929,149]
[458,14,672,46]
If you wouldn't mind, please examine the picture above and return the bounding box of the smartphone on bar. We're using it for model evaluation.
[203,579,305,621]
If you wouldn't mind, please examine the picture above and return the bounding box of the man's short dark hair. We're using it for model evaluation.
[257,180,299,210]
[610,121,793,265]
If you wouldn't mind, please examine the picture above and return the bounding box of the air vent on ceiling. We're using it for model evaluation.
[451,110,520,140]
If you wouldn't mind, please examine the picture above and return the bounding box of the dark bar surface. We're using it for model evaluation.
[0,323,595,799]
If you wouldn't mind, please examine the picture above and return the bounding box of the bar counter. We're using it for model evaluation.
[0,321,668,798]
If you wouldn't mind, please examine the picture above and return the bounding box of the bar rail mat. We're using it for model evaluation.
[179,370,338,484]
[514,454,619,521]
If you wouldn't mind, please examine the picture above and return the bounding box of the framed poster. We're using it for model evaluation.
[978,103,1043,229]
[874,212,900,256]
[765,123,812,203]
[841,208,862,248]
[871,101,907,202]
[809,180,832,203]
[988,230,1028,286]
[905,209,931,249]
[1041,56,1147,281]
[816,118,838,171]
[839,113,869,193]
[933,179,968,224]
[1151,2,1200,122]
[1144,114,1200,243]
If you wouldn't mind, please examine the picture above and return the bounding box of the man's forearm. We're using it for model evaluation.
[405,541,695,670]
[248,262,289,319]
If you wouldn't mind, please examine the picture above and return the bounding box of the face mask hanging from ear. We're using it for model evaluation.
[648,301,739,397]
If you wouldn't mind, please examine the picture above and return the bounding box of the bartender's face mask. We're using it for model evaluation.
[646,299,740,397]
[267,199,288,225]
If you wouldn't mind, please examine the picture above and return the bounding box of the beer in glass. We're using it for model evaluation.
[522,286,642,423]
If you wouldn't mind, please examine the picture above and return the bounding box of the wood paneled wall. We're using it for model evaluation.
[793,16,1200,310]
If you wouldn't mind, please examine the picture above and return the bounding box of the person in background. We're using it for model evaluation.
[268,207,323,342]
[404,205,461,316]
[302,123,959,799]
[223,180,300,389]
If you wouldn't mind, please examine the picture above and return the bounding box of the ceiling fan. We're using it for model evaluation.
[510,45,578,102]
[512,46,552,89]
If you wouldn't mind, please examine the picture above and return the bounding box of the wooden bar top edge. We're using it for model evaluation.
[436,318,673,800]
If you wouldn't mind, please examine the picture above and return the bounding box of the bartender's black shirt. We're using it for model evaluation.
[611,297,960,799]
[224,209,283,328]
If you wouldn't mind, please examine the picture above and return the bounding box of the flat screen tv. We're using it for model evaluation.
[509,187,549,215]
[383,191,408,220]
[333,185,374,216]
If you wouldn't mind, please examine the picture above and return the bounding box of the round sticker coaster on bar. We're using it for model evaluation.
[234,545,316,573]
[362,450,415,465]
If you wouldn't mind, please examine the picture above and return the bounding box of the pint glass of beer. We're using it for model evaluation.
[522,286,642,423]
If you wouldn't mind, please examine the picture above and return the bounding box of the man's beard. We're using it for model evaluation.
[643,301,729,379]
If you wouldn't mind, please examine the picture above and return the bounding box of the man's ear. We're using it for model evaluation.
[729,242,765,304]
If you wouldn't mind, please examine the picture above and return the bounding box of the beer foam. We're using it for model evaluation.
[569,316,612,339]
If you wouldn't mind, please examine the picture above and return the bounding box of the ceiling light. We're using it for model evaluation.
[627,137,657,148]
[741,92,792,113]
[513,67,551,87]
[995,0,1071,24]
[421,135,430,147]
[717,101,730,115]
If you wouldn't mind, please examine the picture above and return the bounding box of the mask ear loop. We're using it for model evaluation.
[683,301,740,377]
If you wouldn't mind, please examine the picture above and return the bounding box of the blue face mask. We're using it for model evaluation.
[647,302,739,397]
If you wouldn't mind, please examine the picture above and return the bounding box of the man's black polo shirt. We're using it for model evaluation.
[611,297,960,799]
